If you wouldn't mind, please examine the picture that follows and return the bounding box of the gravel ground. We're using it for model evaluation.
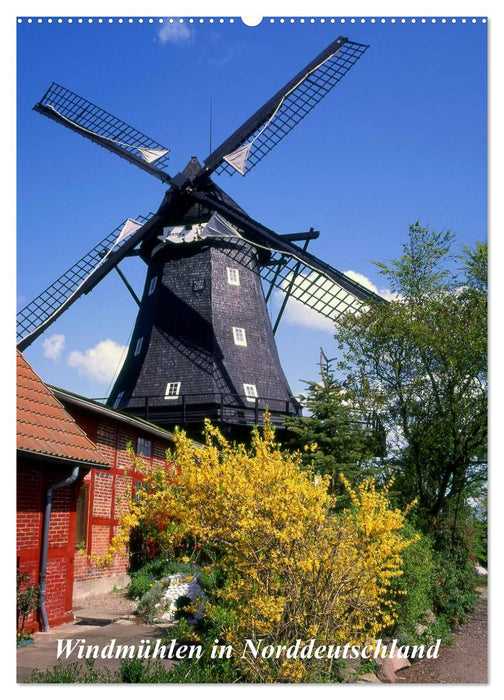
[397,588,488,684]
[73,589,137,616]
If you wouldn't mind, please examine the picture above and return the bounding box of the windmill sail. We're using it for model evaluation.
[204,37,368,177]
[260,248,379,322]
[17,214,156,350]
[185,189,383,315]
[33,83,172,183]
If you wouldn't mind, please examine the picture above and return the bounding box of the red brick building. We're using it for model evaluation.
[17,351,109,631]
[17,352,177,631]
[51,386,176,600]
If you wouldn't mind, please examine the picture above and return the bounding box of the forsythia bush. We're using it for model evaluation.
[107,418,416,682]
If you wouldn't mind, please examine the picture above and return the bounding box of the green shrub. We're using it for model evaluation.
[197,565,225,593]
[118,658,173,683]
[27,658,176,684]
[27,659,113,683]
[391,521,476,644]
[127,558,189,600]
[163,655,243,684]
[17,572,40,643]
[431,517,478,626]
[432,550,477,626]
[135,581,164,623]
[391,524,435,641]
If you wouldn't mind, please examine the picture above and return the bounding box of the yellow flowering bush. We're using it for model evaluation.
[106,418,416,682]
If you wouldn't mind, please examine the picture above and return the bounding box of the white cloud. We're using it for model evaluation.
[68,339,127,385]
[157,20,194,45]
[379,288,401,301]
[343,270,379,294]
[344,270,398,301]
[42,334,66,361]
[343,270,401,301]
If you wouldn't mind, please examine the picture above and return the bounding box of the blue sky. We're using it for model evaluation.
[16,15,487,400]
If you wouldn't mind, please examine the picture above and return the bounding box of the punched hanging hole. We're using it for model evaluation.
[241,17,263,26]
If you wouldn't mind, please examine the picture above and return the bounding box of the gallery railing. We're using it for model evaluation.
[96,391,302,427]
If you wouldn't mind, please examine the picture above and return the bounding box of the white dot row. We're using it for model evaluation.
[17,17,487,25]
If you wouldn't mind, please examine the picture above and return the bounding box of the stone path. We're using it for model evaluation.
[16,589,174,682]
[397,589,487,684]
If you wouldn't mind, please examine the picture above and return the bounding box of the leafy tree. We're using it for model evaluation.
[285,348,386,500]
[333,223,487,528]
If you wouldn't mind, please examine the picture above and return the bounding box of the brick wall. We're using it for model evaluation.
[17,404,171,631]
[17,459,78,632]
[17,404,174,632]
[69,412,172,585]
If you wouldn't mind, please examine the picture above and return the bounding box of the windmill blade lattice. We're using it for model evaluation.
[184,189,383,321]
[261,248,379,324]
[34,83,172,183]
[207,38,368,177]
[17,213,154,350]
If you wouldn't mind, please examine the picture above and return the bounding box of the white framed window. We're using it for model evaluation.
[165,381,181,400]
[148,276,157,295]
[134,337,143,356]
[227,267,240,286]
[137,437,152,458]
[232,327,247,346]
[113,391,124,409]
[243,383,258,402]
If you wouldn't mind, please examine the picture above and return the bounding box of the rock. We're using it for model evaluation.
[346,657,362,672]
[358,672,381,683]
[157,573,206,623]
[415,623,428,636]
[475,563,487,576]
[377,656,411,683]
[377,659,397,683]
[424,609,436,625]
[390,656,411,672]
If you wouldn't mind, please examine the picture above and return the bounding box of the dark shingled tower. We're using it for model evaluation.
[108,161,299,436]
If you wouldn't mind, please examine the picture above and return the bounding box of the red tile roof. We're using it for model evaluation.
[17,351,108,467]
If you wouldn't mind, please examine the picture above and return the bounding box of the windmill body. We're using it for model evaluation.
[109,160,298,433]
[17,36,383,435]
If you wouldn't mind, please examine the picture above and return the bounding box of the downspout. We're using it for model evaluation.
[39,466,81,631]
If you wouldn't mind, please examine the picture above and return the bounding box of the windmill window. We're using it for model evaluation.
[134,337,143,356]
[233,327,247,346]
[113,391,124,409]
[148,276,157,295]
[227,267,240,286]
[165,382,181,400]
[193,279,205,293]
[137,437,152,458]
[243,383,258,401]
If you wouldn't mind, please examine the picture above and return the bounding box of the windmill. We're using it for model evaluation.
[17,35,383,437]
